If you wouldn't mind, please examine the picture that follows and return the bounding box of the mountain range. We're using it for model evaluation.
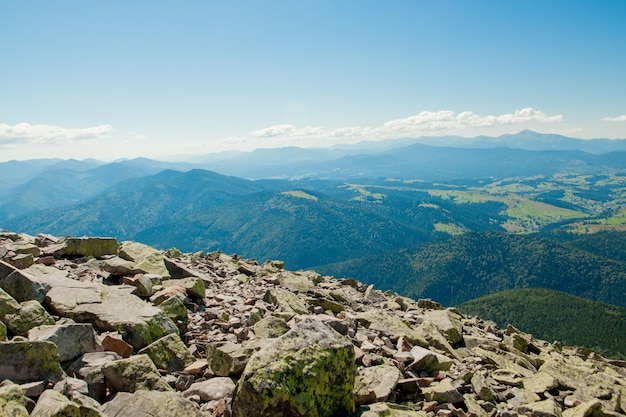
[2,130,626,355]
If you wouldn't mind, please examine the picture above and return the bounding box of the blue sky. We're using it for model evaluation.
[1,1,625,161]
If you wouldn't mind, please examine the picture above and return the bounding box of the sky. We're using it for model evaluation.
[1,1,626,161]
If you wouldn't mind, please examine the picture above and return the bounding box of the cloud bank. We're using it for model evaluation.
[603,115,626,122]
[0,122,114,145]
[240,107,563,148]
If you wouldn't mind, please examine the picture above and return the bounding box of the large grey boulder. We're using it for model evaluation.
[0,341,64,384]
[357,363,401,402]
[45,278,178,350]
[28,323,98,362]
[356,310,428,347]
[138,333,194,373]
[263,288,309,315]
[66,352,122,403]
[208,341,257,377]
[354,402,428,417]
[182,377,236,402]
[0,264,69,303]
[420,309,463,344]
[99,390,200,417]
[55,236,119,258]
[30,388,103,417]
[118,241,171,279]
[0,286,21,319]
[4,300,55,336]
[231,317,356,417]
[101,354,172,393]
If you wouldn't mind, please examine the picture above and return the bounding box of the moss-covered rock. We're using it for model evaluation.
[118,241,171,279]
[0,286,21,320]
[138,333,194,373]
[231,317,356,417]
[0,381,30,417]
[46,280,178,350]
[58,236,119,258]
[208,341,257,377]
[0,320,6,341]
[262,288,309,315]
[353,402,428,417]
[356,310,428,347]
[156,295,189,331]
[4,300,55,336]
[30,388,104,417]
[102,354,172,393]
[252,315,290,338]
[0,341,64,384]
[28,323,98,362]
[99,390,200,417]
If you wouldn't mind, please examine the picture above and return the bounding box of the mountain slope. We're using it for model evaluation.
[3,169,266,239]
[315,230,626,308]
[458,288,626,359]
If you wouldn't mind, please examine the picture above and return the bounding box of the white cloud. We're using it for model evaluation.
[240,107,563,148]
[602,114,626,122]
[0,122,114,144]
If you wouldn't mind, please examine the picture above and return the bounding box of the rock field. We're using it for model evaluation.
[0,230,625,417]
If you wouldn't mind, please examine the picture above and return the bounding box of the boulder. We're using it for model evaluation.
[357,363,401,402]
[252,315,290,338]
[30,388,103,417]
[99,390,200,417]
[182,377,236,402]
[4,300,55,336]
[7,254,35,269]
[0,286,21,319]
[0,320,6,341]
[408,346,454,373]
[155,296,189,331]
[420,309,463,344]
[101,334,133,358]
[263,288,309,315]
[161,277,205,299]
[66,352,122,403]
[471,371,496,402]
[421,378,464,404]
[28,323,98,362]
[138,333,194,373]
[100,257,142,276]
[0,381,29,417]
[354,402,428,417]
[208,341,257,377]
[356,310,428,347]
[118,241,171,279]
[562,400,603,417]
[56,236,119,258]
[231,317,356,417]
[517,399,563,417]
[45,279,178,350]
[0,265,69,302]
[101,354,172,393]
[122,275,153,297]
[0,341,64,384]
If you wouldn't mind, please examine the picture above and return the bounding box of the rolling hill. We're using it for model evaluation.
[315,230,626,308]
[458,287,626,359]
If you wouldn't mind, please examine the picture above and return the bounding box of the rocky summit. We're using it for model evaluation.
[0,231,625,417]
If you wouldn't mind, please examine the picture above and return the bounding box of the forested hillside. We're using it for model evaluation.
[458,288,626,359]
[316,231,626,307]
